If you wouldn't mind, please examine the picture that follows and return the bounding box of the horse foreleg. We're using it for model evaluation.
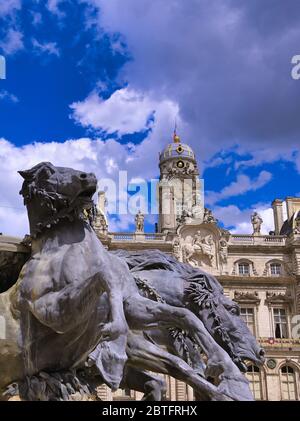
[125,332,230,401]
[124,295,253,401]
[121,366,167,401]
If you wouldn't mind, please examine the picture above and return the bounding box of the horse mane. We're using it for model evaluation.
[111,249,223,293]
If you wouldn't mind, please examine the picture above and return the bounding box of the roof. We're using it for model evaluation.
[159,142,196,163]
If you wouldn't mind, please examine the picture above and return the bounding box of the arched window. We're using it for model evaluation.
[238,262,250,276]
[246,365,262,400]
[280,365,298,400]
[270,262,282,276]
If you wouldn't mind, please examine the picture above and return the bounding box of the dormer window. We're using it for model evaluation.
[239,263,250,276]
[270,263,282,276]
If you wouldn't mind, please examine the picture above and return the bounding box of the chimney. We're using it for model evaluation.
[286,197,296,220]
[272,199,284,235]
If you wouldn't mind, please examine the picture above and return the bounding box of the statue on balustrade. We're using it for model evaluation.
[251,212,263,235]
[203,208,217,224]
[294,212,300,234]
[135,210,145,233]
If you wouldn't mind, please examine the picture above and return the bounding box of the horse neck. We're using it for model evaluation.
[31,218,92,254]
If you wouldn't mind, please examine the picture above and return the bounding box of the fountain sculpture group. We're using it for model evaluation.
[0,162,265,401]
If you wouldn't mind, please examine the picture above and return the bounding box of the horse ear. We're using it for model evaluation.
[18,170,33,180]
[18,162,55,181]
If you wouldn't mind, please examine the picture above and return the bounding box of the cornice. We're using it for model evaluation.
[217,275,296,287]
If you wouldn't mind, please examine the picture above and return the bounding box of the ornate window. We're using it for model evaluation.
[238,262,250,276]
[273,308,288,339]
[263,260,287,277]
[246,365,262,400]
[280,365,298,400]
[270,263,282,276]
[233,259,257,276]
[240,307,255,335]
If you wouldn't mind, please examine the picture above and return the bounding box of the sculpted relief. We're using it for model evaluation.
[182,228,216,269]
[178,225,229,275]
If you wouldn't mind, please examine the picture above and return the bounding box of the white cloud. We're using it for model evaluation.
[79,0,300,175]
[214,203,275,235]
[71,87,172,136]
[31,11,43,26]
[0,137,127,236]
[108,214,134,233]
[46,0,65,18]
[0,90,19,103]
[233,147,295,171]
[32,38,60,57]
[0,206,28,238]
[206,170,272,206]
[70,85,181,188]
[0,0,21,18]
[0,81,181,237]
[0,28,23,55]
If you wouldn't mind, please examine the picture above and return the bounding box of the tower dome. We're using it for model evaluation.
[159,133,196,165]
[159,131,199,179]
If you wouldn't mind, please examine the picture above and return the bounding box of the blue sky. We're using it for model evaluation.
[0,0,300,236]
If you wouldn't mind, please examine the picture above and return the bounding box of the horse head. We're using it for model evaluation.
[19,162,97,237]
[184,273,265,372]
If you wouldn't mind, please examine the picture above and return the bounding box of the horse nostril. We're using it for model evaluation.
[259,348,265,357]
[80,173,87,179]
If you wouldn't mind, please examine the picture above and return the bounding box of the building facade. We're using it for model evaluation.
[0,134,300,400]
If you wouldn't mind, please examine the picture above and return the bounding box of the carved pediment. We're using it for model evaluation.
[234,291,260,305]
[265,291,293,305]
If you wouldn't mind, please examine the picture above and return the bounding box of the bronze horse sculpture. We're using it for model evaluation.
[0,162,263,401]
[113,249,265,372]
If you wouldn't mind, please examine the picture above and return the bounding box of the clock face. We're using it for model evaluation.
[177,160,185,168]
[266,359,277,369]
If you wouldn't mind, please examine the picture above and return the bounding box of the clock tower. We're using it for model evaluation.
[158,132,204,233]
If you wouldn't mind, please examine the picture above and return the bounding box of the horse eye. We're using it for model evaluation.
[230,307,239,315]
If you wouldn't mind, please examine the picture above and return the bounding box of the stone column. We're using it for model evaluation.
[286,197,294,220]
[159,184,176,233]
[272,199,284,235]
